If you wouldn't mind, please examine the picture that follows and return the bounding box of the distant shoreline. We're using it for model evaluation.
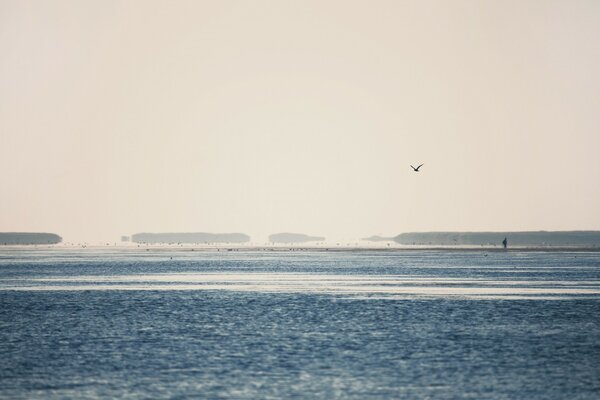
[1,245,600,252]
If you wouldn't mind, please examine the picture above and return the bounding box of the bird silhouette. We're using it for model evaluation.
[410,163,424,172]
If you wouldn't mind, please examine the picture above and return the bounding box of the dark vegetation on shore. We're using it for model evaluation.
[390,231,600,247]
[0,232,62,245]
[131,232,250,244]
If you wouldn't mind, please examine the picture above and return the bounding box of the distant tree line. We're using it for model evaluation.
[393,231,600,246]
[0,232,62,245]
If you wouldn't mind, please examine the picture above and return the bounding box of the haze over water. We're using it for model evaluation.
[2,248,600,398]
[2,1,600,242]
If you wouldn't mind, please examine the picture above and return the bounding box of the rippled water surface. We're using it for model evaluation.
[1,248,600,398]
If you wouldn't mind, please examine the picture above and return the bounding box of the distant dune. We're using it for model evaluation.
[131,232,250,244]
[269,233,325,243]
[393,231,600,247]
[0,232,62,245]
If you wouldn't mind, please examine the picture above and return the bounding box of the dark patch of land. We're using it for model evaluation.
[0,232,62,245]
[392,231,600,247]
[131,232,250,244]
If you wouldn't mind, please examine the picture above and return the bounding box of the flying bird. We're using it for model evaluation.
[410,163,424,172]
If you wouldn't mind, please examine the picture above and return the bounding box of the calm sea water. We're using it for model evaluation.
[1,248,600,399]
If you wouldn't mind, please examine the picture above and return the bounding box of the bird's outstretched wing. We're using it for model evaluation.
[417,163,424,170]
[410,165,416,170]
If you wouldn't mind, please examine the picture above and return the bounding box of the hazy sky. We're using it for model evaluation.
[1,0,599,242]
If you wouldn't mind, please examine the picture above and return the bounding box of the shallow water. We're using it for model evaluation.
[1,248,600,398]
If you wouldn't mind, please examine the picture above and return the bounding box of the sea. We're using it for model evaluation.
[1,247,599,399]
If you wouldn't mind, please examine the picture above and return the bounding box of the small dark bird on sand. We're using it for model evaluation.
[411,164,424,172]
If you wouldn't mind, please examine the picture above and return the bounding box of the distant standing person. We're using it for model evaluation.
[502,237,508,249]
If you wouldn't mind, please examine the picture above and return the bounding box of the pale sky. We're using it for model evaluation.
[1,0,599,243]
